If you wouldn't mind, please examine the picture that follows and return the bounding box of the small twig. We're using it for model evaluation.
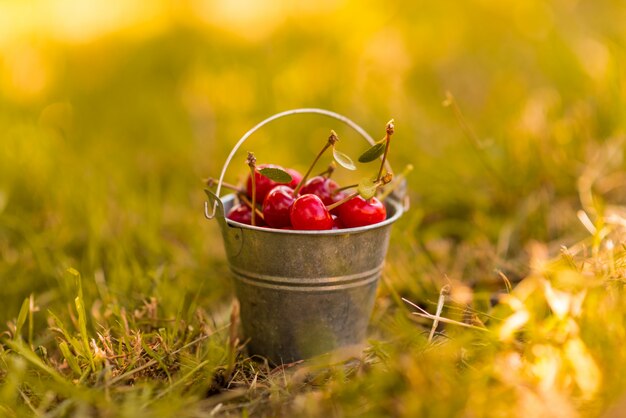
[402,297,489,332]
[428,285,450,343]
[496,270,513,294]
[402,298,431,316]
[410,312,489,332]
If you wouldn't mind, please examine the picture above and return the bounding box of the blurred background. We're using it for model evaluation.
[1,0,626,321]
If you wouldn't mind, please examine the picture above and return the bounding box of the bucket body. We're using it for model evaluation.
[211,193,403,363]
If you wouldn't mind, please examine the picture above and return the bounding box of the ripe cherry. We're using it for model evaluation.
[286,168,303,190]
[246,164,285,204]
[227,204,252,224]
[300,176,341,206]
[336,196,386,228]
[328,190,347,216]
[227,203,265,226]
[331,215,344,230]
[290,194,333,230]
[262,185,295,228]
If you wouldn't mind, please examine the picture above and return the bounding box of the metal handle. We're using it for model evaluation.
[205,108,393,220]
[204,189,225,221]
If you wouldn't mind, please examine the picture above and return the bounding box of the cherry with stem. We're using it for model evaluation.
[293,131,339,196]
[238,193,265,222]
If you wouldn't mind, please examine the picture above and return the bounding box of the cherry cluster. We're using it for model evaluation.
[212,120,397,231]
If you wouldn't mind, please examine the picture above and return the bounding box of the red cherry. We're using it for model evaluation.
[328,190,347,216]
[285,168,303,190]
[246,164,285,204]
[227,204,252,224]
[226,203,266,226]
[290,194,333,230]
[331,215,344,230]
[300,176,341,206]
[337,196,386,228]
[262,185,295,228]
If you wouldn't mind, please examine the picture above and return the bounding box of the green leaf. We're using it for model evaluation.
[258,167,292,184]
[358,142,386,163]
[59,341,82,375]
[358,177,378,200]
[333,147,356,170]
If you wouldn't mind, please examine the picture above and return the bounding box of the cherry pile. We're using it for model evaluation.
[209,120,399,231]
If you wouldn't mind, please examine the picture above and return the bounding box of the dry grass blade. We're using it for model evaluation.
[402,297,489,332]
[428,285,450,343]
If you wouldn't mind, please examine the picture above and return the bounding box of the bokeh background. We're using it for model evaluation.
[0,0,626,416]
[2,0,625,316]
[2,0,626,317]
[2,1,626,414]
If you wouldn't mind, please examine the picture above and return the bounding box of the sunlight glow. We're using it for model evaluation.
[0,0,167,46]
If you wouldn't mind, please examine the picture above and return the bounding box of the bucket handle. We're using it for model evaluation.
[204,189,225,221]
[205,108,394,220]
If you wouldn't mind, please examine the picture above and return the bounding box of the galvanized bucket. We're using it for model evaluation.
[204,108,406,364]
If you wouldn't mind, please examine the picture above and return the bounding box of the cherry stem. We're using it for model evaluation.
[238,193,265,221]
[332,183,359,194]
[206,177,245,194]
[293,130,338,196]
[315,162,336,179]
[376,120,395,182]
[326,191,359,212]
[247,152,257,226]
[326,174,393,211]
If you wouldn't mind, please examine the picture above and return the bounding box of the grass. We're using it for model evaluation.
[2,0,626,416]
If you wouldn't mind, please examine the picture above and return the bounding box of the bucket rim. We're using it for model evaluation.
[220,193,404,235]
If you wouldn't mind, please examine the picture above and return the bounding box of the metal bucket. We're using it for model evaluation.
[204,109,406,364]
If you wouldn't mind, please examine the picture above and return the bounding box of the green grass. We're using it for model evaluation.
[2,0,626,416]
